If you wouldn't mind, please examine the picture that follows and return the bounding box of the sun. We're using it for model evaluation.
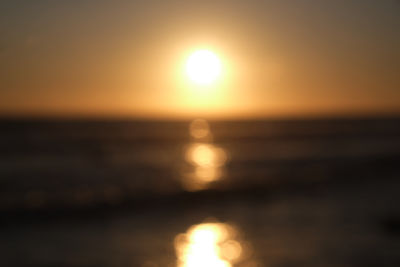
[186,50,222,85]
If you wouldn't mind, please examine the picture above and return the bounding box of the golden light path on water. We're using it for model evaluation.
[174,222,244,267]
[181,119,228,191]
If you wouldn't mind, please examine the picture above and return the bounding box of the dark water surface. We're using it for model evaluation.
[1,118,399,267]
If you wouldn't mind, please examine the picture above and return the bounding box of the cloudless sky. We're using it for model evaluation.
[0,0,399,118]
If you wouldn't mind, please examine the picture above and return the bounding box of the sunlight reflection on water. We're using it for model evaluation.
[174,221,247,267]
[189,119,211,140]
[181,120,228,191]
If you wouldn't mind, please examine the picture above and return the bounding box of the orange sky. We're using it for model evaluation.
[0,0,399,119]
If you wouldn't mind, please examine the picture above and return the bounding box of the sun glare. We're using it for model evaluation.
[186,50,222,85]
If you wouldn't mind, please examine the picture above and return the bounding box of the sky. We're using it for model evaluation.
[0,0,399,118]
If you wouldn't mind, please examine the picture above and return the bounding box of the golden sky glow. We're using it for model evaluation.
[0,1,399,118]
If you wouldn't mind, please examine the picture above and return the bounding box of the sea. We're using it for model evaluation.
[0,117,399,267]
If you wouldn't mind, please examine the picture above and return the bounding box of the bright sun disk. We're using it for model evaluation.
[186,50,222,85]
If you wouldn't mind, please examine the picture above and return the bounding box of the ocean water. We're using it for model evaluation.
[0,118,399,267]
